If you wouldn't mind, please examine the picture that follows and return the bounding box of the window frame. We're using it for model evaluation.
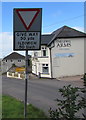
[42,64,49,74]
[18,59,21,62]
[41,46,47,57]
[11,59,13,62]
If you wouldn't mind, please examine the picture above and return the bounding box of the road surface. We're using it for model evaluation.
[2,75,84,116]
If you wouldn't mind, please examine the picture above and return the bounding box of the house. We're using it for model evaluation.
[2,52,26,73]
[3,52,25,68]
[32,25,86,79]
[0,58,2,74]
[2,52,32,74]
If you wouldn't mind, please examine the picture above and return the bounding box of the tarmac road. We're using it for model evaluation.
[2,75,84,116]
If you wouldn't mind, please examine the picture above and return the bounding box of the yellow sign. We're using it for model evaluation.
[15,67,25,72]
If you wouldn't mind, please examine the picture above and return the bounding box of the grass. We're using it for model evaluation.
[0,95,2,119]
[2,95,47,118]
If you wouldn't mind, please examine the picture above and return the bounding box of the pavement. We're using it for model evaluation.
[2,74,85,117]
[29,73,84,88]
[58,75,83,81]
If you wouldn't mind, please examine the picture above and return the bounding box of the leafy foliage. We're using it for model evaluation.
[83,73,86,86]
[49,84,86,120]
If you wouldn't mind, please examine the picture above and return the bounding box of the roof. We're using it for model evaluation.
[3,52,25,60]
[53,26,85,38]
[48,26,86,45]
[41,34,54,45]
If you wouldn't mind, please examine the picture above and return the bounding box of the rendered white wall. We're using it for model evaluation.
[84,38,86,74]
[51,38,84,78]
[32,46,51,78]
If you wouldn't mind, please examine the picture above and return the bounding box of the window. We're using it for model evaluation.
[6,60,7,62]
[34,52,38,57]
[41,47,45,49]
[41,46,47,57]
[42,64,49,74]
[18,60,21,62]
[43,50,46,56]
[11,60,13,62]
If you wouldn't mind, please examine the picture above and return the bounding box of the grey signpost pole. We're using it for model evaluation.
[24,50,28,118]
[14,8,42,119]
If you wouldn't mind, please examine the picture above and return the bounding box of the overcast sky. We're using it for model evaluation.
[0,1,85,58]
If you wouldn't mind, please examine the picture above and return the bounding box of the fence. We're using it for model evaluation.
[7,72,25,79]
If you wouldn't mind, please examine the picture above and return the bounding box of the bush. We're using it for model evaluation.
[49,85,86,120]
[14,72,18,77]
[12,63,16,67]
[20,74,25,79]
[8,72,12,76]
[83,73,86,86]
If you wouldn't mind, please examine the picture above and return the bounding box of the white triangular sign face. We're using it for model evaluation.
[16,9,40,30]
[19,11,37,28]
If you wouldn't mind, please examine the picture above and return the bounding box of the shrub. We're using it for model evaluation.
[14,72,18,77]
[83,73,86,86]
[20,74,25,79]
[49,85,86,120]
[8,72,12,76]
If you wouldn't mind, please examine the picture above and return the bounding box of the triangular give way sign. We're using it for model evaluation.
[16,9,40,30]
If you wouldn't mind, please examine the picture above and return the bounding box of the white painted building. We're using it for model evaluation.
[32,26,86,78]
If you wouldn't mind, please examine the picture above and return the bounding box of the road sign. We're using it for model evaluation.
[13,8,42,118]
[13,8,42,50]
[16,9,40,30]
[15,67,25,72]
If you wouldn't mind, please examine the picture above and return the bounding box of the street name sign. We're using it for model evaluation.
[13,8,42,50]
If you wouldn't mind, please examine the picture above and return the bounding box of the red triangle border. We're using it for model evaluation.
[16,9,40,30]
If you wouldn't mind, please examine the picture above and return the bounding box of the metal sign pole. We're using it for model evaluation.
[24,50,28,118]
[14,8,42,118]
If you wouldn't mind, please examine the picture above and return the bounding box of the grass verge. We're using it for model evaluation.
[2,95,47,118]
